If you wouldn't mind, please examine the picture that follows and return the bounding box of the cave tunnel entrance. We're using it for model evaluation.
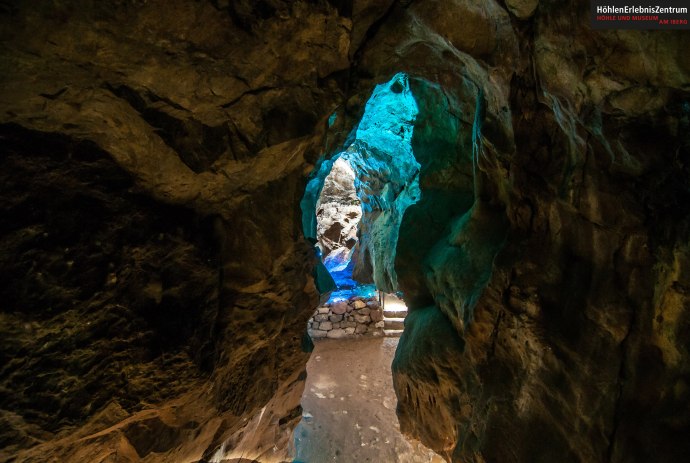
[312,153,408,338]
[303,72,422,338]
[295,73,443,462]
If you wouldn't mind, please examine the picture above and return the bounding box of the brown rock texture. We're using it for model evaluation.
[1,0,689,462]
[0,1,346,461]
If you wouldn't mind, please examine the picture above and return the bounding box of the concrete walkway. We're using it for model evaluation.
[293,337,443,463]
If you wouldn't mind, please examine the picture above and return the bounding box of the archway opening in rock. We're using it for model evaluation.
[294,73,444,462]
[302,72,421,338]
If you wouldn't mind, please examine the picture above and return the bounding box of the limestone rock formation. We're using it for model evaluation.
[1,0,689,462]
[316,157,361,271]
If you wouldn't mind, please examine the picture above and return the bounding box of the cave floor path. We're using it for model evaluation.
[293,336,443,463]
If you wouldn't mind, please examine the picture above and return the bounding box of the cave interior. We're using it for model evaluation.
[1,1,689,462]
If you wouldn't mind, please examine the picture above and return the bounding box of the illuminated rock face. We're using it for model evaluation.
[347,73,422,292]
[316,157,361,277]
[305,73,422,292]
[1,1,690,463]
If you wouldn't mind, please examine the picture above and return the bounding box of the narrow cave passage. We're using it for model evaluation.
[309,153,409,338]
[301,72,421,334]
[294,73,442,462]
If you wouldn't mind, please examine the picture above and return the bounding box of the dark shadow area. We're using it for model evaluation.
[0,124,219,443]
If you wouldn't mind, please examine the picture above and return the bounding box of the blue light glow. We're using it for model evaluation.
[302,72,422,298]
[327,284,378,303]
[343,73,421,292]
[355,73,418,160]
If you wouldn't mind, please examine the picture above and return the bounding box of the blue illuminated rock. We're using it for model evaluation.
[343,73,422,292]
[316,157,361,270]
[355,73,418,159]
[302,73,421,294]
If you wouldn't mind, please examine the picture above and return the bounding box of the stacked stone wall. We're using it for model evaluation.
[308,296,384,339]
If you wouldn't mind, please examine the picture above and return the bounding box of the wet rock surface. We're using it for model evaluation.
[0,0,689,462]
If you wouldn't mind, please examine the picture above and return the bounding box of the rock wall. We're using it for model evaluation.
[308,296,384,339]
[359,2,690,463]
[1,0,689,462]
[0,1,348,461]
[345,73,422,292]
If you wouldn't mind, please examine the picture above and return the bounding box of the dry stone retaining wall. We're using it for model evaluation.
[308,296,384,339]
